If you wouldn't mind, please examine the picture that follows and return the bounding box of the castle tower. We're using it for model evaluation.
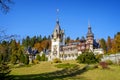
[49,10,65,61]
[86,21,94,51]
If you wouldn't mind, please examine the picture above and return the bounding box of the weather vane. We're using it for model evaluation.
[88,19,91,27]
[56,9,59,20]
[56,9,59,15]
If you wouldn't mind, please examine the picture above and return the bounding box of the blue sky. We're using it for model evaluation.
[0,0,120,40]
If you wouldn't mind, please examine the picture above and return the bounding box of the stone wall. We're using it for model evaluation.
[101,53,120,63]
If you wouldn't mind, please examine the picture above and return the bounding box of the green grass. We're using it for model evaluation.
[10,61,61,75]
[10,60,120,80]
[55,63,78,69]
[78,65,120,80]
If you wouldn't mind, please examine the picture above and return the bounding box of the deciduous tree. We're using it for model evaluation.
[115,32,120,53]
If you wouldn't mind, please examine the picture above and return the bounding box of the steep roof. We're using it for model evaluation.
[86,24,94,38]
[53,18,61,34]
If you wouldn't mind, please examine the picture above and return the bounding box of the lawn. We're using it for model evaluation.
[10,60,120,80]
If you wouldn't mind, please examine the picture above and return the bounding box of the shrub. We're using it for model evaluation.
[93,64,98,69]
[36,54,40,61]
[41,54,46,61]
[99,61,109,69]
[33,60,39,64]
[77,51,98,64]
[95,54,103,62]
[53,58,62,63]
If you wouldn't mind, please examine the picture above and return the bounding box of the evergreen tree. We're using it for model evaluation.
[22,36,31,48]
[0,54,3,63]
[43,36,47,40]
[0,43,10,62]
[100,38,107,53]
[30,36,36,47]
[24,54,29,65]
[41,54,46,61]
[76,37,80,40]
[10,39,24,63]
[48,35,51,40]
[11,54,17,64]
[17,46,23,61]
[22,39,26,47]
[65,36,71,44]
[20,54,25,63]
[0,62,12,80]
[107,36,112,53]
[26,36,31,47]
[37,35,42,42]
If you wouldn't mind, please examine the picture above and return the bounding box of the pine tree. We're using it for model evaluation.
[20,54,25,63]
[43,36,47,40]
[48,35,51,40]
[65,36,71,44]
[0,62,12,80]
[37,35,42,42]
[0,54,3,63]
[107,36,112,53]
[100,38,107,54]
[24,54,29,65]
[76,37,80,40]
[11,54,17,64]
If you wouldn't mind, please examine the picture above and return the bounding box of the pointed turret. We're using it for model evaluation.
[49,9,65,61]
[86,21,94,51]
[53,9,61,35]
[54,18,61,33]
[86,22,94,38]
[52,18,62,39]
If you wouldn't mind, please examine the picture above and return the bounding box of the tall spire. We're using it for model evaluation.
[53,9,61,36]
[88,19,91,28]
[86,20,94,38]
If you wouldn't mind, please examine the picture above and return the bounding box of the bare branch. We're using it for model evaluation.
[0,28,19,42]
[0,0,13,14]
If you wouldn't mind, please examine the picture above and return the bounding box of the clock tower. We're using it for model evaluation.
[86,22,94,51]
[49,18,65,61]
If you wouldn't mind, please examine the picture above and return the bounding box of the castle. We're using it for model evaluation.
[48,18,103,61]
